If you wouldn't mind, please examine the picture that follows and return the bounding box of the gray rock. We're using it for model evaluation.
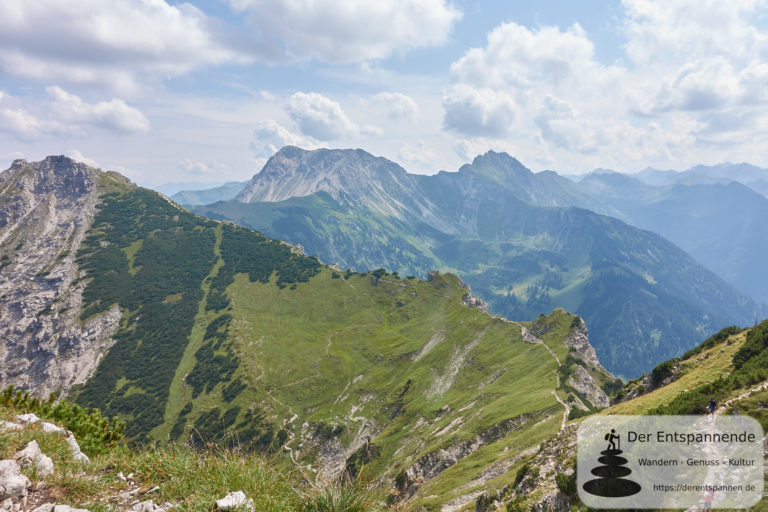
[15,413,40,425]
[0,422,22,431]
[0,460,30,499]
[64,433,89,464]
[0,157,122,398]
[215,491,253,511]
[41,422,66,435]
[15,440,54,476]
[131,500,160,512]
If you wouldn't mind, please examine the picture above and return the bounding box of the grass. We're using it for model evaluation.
[606,330,747,415]
[0,404,384,512]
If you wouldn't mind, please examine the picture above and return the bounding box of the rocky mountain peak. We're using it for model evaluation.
[458,150,533,185]
[2,155,98,199]
[236,146,414,207]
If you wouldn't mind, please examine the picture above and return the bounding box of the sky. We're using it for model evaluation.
[1,0,768,187]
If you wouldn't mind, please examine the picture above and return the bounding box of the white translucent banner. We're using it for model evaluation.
[577,415,764,509]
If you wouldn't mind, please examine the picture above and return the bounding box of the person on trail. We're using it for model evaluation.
[707,397,717,415]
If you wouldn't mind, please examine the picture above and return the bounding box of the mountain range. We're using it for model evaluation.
[191,147,766,378]
[0,156,617,510]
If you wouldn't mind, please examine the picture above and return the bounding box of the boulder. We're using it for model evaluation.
[64,433,89,464]
[15,441,54,476]
[41,422,66,435]
[0,460,30,499]
[15,413,40,425]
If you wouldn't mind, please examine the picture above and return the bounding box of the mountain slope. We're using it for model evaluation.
[577,172,768,303]
[193,147,765,378]
[0,156,615,510]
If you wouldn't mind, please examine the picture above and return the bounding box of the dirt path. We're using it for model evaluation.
[519,325,570,430]
[715,380,768,415]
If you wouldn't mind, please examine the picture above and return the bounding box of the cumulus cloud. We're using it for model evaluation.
[285,92,379,140]
[442,1,768,171]
[0,91,43,140]
[372,92,419,121]
[250,119,314,159]
[0,87,149,140]
[47,86,149,133]
[228,0,461,64]
[0,0,249,92]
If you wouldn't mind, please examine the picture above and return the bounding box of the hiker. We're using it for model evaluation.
[707,397,717,415]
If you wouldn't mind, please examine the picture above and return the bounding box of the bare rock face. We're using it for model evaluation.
[0,156,124,397]
[563,321,608,374]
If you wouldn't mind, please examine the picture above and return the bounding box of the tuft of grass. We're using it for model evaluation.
[299,478,382,512]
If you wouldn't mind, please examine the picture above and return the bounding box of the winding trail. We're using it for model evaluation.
[520,325,571,431]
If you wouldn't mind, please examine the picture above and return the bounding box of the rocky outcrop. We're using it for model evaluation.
[563,321,608,374]
[398,413,535,499]
[0,156,126,397]
[475,424,578,512]
[15,441,53,477]
[567,366,609,409]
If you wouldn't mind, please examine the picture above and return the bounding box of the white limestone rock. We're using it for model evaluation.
[15,441,54,477]
[216,491,253,511]
[0,460,30,499]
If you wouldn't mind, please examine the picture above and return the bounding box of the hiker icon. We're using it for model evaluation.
[583,429,642,498]
[606,429,619,451]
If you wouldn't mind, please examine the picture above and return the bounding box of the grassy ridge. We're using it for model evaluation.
[70,181,612,510]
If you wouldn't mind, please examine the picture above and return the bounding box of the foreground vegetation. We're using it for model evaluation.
[0,401,381,512]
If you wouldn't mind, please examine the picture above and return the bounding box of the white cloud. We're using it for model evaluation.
[228,0,461,64]
[442,2,768,172]
[372,92,419,121]
[285,92,375,140]
[0,0,249,93]
[250,119,315,159]
[47,86,149,133]
[398,141,440,171]
[0,91,43,140]
[443,85,518,137]
[66,149,99,167]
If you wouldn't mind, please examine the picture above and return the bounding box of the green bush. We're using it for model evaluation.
[0,385,124,456]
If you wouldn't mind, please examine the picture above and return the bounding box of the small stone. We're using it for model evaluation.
[0,422,23,432]
[30,505,53,512]
[15,441,54,477]
[216,491,253,511]
[127,473,134,480]
[146,486,160,494]
[118,472,126,481]
[131,500,153,512]
[52,506,89,512]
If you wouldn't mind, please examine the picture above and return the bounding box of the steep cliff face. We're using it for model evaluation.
[0,157,127,396]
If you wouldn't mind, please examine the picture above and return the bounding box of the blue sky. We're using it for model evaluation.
[1,0,768,186]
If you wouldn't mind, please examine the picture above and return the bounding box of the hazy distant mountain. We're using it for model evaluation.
[577,171,768,303]
[635,162,768,197]
[194,147,765,378]
[170,181,247,205]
